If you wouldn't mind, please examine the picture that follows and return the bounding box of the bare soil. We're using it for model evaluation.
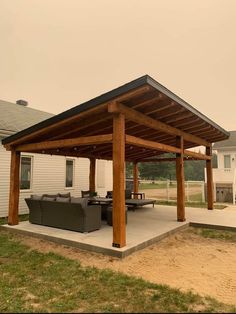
[13,228,236,305]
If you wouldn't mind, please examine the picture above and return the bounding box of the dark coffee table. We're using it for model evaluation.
[88,197,113,220]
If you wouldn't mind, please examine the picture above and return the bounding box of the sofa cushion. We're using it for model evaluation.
[59,192,71,198]
[42,196,56,201]
[44,194,59,198]
[56,196,70,203]
[71,197,88,207]
[31,194,43,200]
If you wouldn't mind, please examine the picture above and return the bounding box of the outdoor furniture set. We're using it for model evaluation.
[25,190,155,233]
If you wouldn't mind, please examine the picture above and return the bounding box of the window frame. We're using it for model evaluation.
[223,154,231,169]
[20,155,33,192]
[65,158,75,189]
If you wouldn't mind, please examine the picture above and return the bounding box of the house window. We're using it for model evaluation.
[224,155,231,169]
[65,159,74,188]
[20,156,32,190]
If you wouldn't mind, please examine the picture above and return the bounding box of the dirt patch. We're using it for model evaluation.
[10,229,236,306]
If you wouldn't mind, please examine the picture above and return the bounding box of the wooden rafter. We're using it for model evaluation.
[108,102,210,147]
[125,135,181,154]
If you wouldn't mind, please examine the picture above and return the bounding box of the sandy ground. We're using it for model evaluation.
[10,228,236,306]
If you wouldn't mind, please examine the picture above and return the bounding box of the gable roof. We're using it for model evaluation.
[0,100,53,138]
[213,131,236,149]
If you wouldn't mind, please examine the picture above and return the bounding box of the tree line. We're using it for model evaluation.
[126,153,217,181]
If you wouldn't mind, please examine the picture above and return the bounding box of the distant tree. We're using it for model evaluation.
[126,152,218,181]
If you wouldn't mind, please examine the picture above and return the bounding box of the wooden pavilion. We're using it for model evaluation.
[2,75,229,248]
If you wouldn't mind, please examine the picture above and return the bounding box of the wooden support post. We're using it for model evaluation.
[112,113,126,248]
[8,150,21,225]
[176,136,186,221]
[133,162,139,198]
[206,146,214,210]
[89,157,96,193]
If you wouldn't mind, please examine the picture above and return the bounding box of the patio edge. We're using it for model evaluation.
[0,222,189,258]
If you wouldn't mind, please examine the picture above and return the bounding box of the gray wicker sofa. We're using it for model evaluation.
[25,194,101,233]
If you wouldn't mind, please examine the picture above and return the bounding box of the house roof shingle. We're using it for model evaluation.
[213,131,236,149]
[0,100,53,137]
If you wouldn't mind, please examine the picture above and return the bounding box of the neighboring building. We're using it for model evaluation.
[0,99,113,217]
[205,131,236,204]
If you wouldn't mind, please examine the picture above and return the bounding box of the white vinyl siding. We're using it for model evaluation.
[0,140,113,217]
[96,160,106,188]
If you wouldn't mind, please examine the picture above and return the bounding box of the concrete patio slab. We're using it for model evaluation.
[1,205,236,258]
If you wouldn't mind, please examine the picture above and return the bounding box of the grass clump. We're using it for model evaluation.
[155,200,226,209]
[0,231,235,313]
[190,227,236,243]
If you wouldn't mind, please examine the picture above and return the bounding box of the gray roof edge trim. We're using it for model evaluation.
[2,75,149,145]
[146,75,230,138]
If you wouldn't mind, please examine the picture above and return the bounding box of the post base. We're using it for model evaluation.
[177,218,186,222]
[112,243,121,248]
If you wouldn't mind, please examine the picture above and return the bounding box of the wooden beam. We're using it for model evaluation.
[184,149,211,160]
[5,85,151,149]
[112,113,126,248]
[126,135,181,154]
[89,158,96,193]
[133,162,139,198]
[14,134,113,152]
[108,102,210,147]
[176,136,186,222]
[139,157,198,162]
[8,150,21,225]
[206,145,214,210]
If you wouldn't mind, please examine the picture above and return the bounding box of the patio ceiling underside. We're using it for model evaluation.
[3,77,229,161]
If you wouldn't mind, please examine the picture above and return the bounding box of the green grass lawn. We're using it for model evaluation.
[0,232,235,313]
[0,214,29,226]
[189,227,236,242]
[140,183,201,190]
[156,200,226,209]
[140,183,176,189]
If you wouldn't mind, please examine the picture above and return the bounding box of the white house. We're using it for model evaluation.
[0,99,113,217]
[207,131,236,204]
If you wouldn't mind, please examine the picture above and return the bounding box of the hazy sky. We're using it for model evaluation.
[1,0,235,131]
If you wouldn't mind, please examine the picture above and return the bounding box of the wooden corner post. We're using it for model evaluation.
[133,161,139,198]
[112,112,126,248]
[89,157,96,193]
[8,150,21,225]
[206,145,214,210]
[176,136,186,221]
